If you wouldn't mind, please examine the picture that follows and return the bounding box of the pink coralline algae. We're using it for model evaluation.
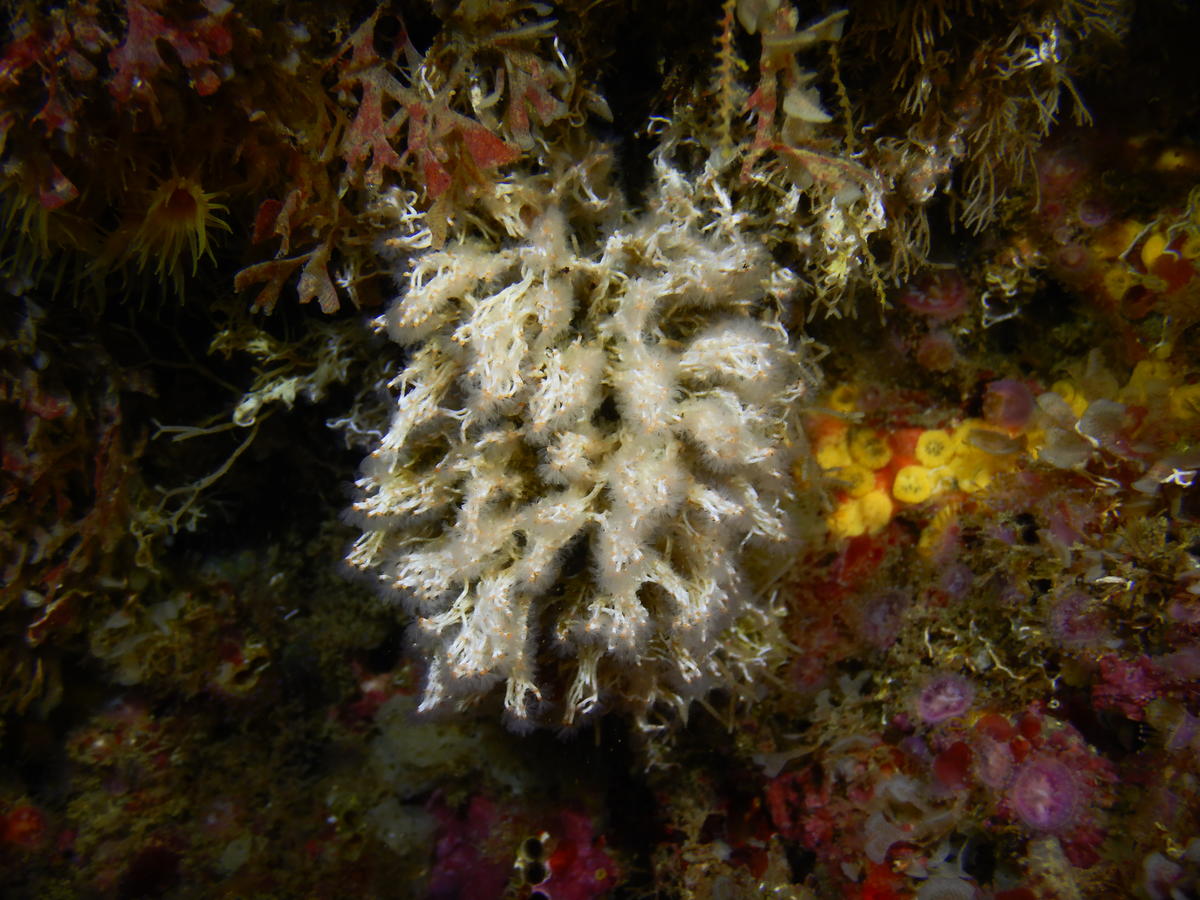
[915,329,958,372]
[1008,757,1080,833]
[856,589,911,650]
[1076,196,1113,229]
[427,796,512,900]
[899,270,971,320]
[972,735,1016,790]
[426,796,616,900]
[1092,654,1163,721]
[983,378,1036,431]
[1048,589,1111,650]
[536,810,619,900]
[917,673,975,724]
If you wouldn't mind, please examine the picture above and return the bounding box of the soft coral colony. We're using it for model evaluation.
[5,0,1200,898]
[349,155,815,727]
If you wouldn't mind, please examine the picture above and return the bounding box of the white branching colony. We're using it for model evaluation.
[348,156,815,726]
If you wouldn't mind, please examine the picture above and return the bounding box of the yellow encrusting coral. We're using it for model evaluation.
[813,388,1032,538]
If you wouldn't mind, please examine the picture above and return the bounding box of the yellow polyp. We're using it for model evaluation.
[917,526,937,557]
[127,174,230,296]
[892,464,934,504]
[1094,220,1144,261]
[1049,381,1089,418]
[1154,146,1193,173]
[915,429,955,467]
[849,428,892,470]
[1051,380,1078,403]
[1140,231,1170,270]
[953,456,994,494]
[1170,384,1200,420]
[1131,360,1172,385]
[950,419,1002,452]
[1181,235,1200,261]
[1122,359,1175,404]
[1023,427,1047,460]
[833,464,875,498]
[918,501,960,556]
[816,432,853,470]
[1102,266,1140,301]
[829,500,865,539]
[828,384,858,412]
[859,489,893,534]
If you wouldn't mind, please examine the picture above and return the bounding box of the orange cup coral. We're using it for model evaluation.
[127,174,230,294]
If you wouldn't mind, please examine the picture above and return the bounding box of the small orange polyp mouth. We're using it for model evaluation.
[163,185,200,219]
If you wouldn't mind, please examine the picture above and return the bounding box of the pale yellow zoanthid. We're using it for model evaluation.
[1154,146,1195,173]
[1170,383,1200,420]
[950,453,994,494]
[915,429,956,467]
[918,501,961,557]
[1093,219,1144,261]
[829,499,865,539]
[892,464,934,504]
[849,427,892,470]
[816,430,853,470]
[1102,266,1139,302]
[1051,380,1089,418]
[858,489,893,534]
[1120,359,1175,406]
[828,384,858,412]
[833,463,875,498]
[1140,230,1170,269]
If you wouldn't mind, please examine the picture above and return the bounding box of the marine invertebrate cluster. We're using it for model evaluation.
[0,0,240,296]
[6,1,1200,897]
[849,0,1128,232]
[813,392,1029,541]
[238,1,583,312]
[0,300,156,717]
[348,155,814,726]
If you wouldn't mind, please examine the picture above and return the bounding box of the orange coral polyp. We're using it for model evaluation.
[131,175,230,289]
[164,186,199,217]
